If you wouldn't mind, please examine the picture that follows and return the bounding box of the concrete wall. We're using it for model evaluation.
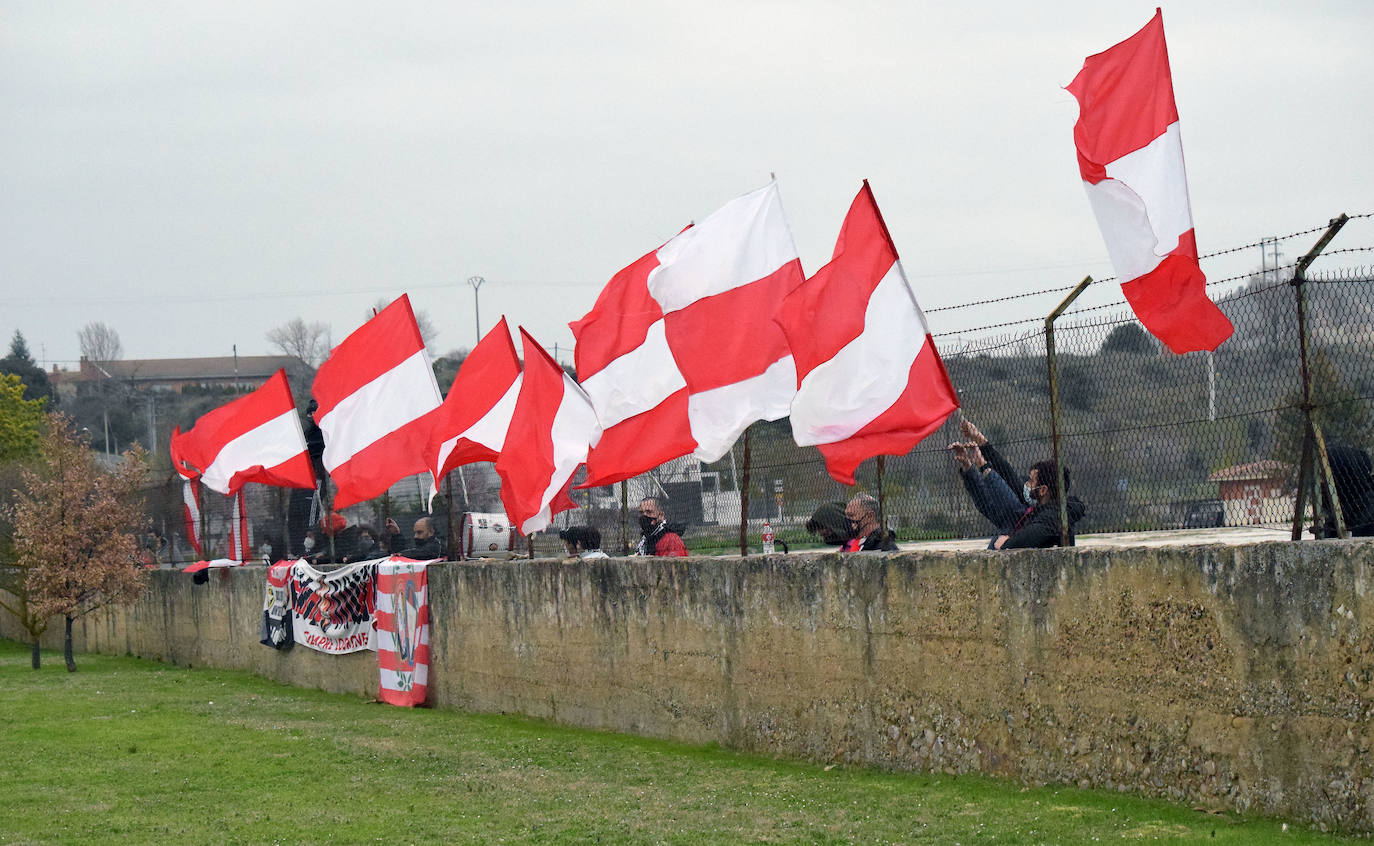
[5,541,1374,832]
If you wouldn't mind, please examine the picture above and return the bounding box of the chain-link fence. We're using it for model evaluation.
[131,217,1374,563]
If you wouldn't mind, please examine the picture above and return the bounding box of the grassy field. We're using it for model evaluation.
[0,640,1355,845]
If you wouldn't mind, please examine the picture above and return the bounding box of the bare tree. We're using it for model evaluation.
[370,298,438,347]
[266,318,332,369]
[78,322,123,363]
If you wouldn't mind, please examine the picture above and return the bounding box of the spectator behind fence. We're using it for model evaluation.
[307,512,355,565]
[953,418,1084,549]
[636,497,687,557]
[806,502,850,550]
[994,458,1084,549]
[1325,444,1374,537]
[345,525,380,563]
[385,516,444,560]
[560,525,610,559]
[842,493,898,552]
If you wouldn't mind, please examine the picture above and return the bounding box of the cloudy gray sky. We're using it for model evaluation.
[3,1,1371,375]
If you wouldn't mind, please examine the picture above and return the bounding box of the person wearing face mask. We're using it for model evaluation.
[635,497,687,557]
[989,459,1085,549]
[385,516,445,560]
[842,493,899,552]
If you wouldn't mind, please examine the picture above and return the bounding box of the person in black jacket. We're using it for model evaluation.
[993,459,1085,548]
[957,418,1084,548]
[1324,444,1374,537]
[384,516,445,560]
[843,493,899,552]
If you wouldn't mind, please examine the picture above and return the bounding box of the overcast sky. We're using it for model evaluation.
[3,1,1371,374]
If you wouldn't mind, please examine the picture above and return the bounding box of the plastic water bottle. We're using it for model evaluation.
[762,521,775,555]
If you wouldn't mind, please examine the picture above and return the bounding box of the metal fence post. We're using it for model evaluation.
[1289,214,1350,540]
[738,426,752,557]
[1045,276,1094,547]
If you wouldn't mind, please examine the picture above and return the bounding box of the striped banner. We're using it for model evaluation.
[375,559,432,707]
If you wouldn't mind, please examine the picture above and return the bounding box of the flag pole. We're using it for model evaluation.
[444,474,457,560]
[1045,276,1093,547]
[619,480,629,556]
[738,426,752,556]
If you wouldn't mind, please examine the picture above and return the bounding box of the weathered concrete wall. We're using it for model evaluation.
[5,541,1374,832]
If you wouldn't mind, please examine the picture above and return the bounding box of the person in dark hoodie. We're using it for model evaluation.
[635,497,687,557]
[993,459,1085,548]
[806,502,850,550]
[956,418,1084,548]
[1323,444,1374,537]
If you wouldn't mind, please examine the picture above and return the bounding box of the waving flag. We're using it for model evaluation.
[777,181,959,485]
[227,490,251,562]
[496,328,602,535]
[571,240,697,486]
[312,295,442,509]
[1067,8,1232,353]
[572,180,804,484]
[426,317,522,506]
[169,368,314,494]
[180,476,202,555]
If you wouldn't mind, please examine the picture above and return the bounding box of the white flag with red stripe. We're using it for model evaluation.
[496,328,602,535]
[311,295,443,509]
[777,181,959,485]
[425,317,522,506]
[572,180,804,485]
[1067,8,1232,354]
[168,369,314,495]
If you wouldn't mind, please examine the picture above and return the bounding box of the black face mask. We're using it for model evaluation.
[846,519,861,540]
[639,514,658,534]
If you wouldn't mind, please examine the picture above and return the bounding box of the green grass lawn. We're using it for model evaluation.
[0,639,1354,845]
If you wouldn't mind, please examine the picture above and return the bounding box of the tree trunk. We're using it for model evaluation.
[64,615,76,673]
[31,639,40,670]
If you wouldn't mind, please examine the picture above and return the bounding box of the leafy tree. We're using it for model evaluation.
[77,321,124,363]
[1100,322,1156,355]
[0,331,52,402]
[3,414,149,671]
[0,373,47,462]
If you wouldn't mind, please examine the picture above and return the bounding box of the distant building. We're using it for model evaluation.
[1208,460,1293,526]
[53,354,303,399]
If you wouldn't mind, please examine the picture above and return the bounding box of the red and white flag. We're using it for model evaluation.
[227,490,250,561]
[1067,8,1232,354]
[311,295,443,509]
[180,476,202,556]
[570,239,697,486]
[425,317,522,506]
[168,369,315,495]
[572,180,804,484]
[496,328,602,535]
[376,559,432,707]
[777,181,959,485]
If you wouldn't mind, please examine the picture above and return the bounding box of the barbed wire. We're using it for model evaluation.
[924,214,1371,315]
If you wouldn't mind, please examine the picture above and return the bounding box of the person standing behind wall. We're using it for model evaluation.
[843,493,898,551]
[635,497,687,557]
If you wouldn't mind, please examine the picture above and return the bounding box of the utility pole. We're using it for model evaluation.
[467,276,486,344]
